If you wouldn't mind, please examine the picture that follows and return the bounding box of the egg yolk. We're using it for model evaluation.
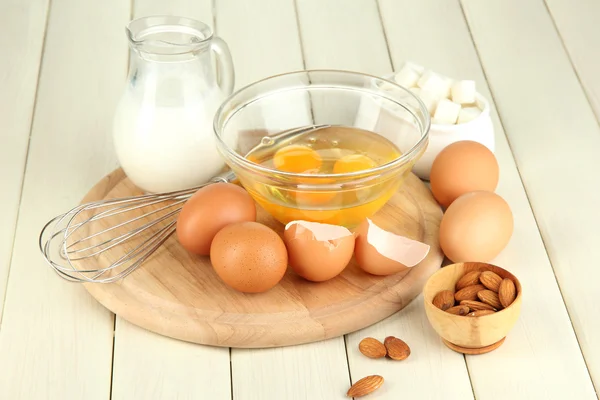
[293,175,337,206]
[273,145,322,173]
[294,188,337,206]
[333,154,377,174]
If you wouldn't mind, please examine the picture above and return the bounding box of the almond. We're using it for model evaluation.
[477,290,503,310]
[455,271,481,291]
[480,271,502,292]
[468,309,496,317]
[358,337,386,359]
[347,375,384,397]
[384,336,410,361]
[459,300,496,311]
[432,290,455,311]
[454,284,485,302]
[446,305,470,316]
[499,278,516,308]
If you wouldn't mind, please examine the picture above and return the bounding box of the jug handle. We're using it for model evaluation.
[211,37,235,95]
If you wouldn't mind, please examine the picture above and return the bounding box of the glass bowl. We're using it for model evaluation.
[213,70,430,228]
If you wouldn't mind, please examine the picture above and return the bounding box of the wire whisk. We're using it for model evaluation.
[39,124,330,283]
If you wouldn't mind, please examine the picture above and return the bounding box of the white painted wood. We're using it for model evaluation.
[544,0,600,120]
[112,320,231,400]
[459,0,598,397]
[381,0,597,398]
[134,0,214,27]
[232,339,350,400]
[297,1,473,398]
[216,0,304,87]
[0,0,129,398]
[296,0,391,75]
[0,0,48,317]
[217,1,350,398]
[107,2,232,399]
[347,295,474,400]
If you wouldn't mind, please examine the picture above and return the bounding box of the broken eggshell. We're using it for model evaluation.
[354,219,431,276]
[283,220,355,282]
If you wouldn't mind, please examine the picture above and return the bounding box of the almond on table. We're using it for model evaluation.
[358,337,387,359]
[347,375,384,398]
[384,336,411,361]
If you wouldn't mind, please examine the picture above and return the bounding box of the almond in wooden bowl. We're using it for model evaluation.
[423,262,522,354]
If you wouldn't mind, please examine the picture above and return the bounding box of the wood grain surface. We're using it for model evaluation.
[0,0,49,317]
[463,0,599,397]
[0,0,128,398]
[80,168,443,348]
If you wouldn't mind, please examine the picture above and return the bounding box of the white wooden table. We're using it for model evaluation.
[1,0,599,398]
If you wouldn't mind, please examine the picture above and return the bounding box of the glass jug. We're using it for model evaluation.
[112,16,235,193]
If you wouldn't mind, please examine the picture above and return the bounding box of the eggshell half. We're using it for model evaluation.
[354,219,431,276]
[284,221,355,282]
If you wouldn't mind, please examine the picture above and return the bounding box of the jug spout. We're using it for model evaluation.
[126,16,214,58]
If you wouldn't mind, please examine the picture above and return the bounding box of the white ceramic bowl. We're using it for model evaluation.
[356,74,495,180]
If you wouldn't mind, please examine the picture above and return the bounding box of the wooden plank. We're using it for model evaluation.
[0,0,129,398]
[112,321,231,400]
[108,2,232,399]
[216,0,304,87]
[216,1,350,398]
[381,0,597,398]
[296,0,390,75]
[544,0,600,120]
[0,0,48,316]
[346,295,474,399]
[134,0,214,25]
[458,0,599,397]
[296,1,474,398]
[232,340,350,400]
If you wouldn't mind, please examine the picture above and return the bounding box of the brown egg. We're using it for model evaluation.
[439,191,513,262]
[210,222,287,293]
[176,183,256,255]
[283,221,354,282]
[354,219,431,276]
[430,141,499,208]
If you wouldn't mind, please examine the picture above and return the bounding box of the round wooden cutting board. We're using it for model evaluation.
[80,169,443,348]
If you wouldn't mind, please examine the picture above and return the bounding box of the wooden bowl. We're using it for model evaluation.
[423,262,522,354]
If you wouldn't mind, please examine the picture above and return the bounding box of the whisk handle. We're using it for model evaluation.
[210,170,237,184]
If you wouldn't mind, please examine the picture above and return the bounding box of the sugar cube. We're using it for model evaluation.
[441,77,454,99]
[433,98,461,124]
[418,71,452,100]
[457,106,481,124]
[394,64,421,88]
[417,88,441,115]
[451,80,476,104]
[417,70,434,88]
